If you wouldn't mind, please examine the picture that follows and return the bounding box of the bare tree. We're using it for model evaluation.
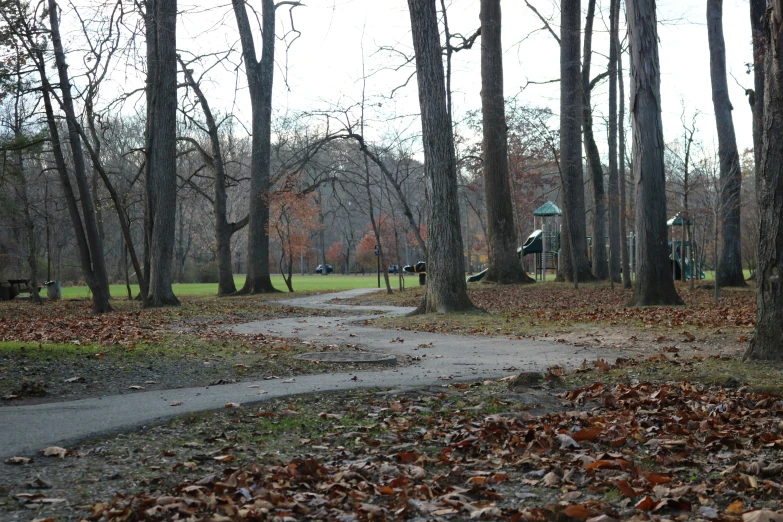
[625,0,683,306]
[178,55,248,296]
[407,0,473,313]
[479,0,533,284]
[45,0,113,312]
[232,0,301,294]
[707,0,745,287]
[744,2,783,360]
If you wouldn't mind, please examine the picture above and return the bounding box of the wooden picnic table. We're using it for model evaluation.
[0,279,33,301]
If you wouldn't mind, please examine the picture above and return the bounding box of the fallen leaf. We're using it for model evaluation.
[224,402,241,408]
[573,427,602,442]
[40,447,67,458]
[170,401,183,406]
[213,455,234,462]
[727,500,745,516]
[743,511,783,522]
[4,456,32,465]
[563,504,593,520]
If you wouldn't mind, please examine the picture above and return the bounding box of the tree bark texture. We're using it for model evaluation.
[618,11,631,288]
[233,0,278,294]
[750,0,766,184]
[480,0,533,284]
[407,0,474,313]
[143,0,156,301]
[147,0,180,306]
[47,2,112,313]
[583,0,608,280]
[625,0,683,306]
[608,0,622,284]
[707,0,746,287]
[745,2,783,360]
[557,0,594,284]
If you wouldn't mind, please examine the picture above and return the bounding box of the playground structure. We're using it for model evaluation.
[667,213,705,281]
[518,201,561,281]
[464,204,705,284]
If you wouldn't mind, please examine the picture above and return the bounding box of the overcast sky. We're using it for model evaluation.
[103,0,757,159]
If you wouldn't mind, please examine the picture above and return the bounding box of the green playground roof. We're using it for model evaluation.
[533,201,562,217]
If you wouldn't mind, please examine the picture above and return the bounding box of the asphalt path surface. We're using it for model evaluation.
[0,288,617,459]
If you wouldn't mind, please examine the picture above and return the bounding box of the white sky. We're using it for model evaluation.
[95,0,757,159]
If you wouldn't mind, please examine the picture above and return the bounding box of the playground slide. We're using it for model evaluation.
[466,268,489,283]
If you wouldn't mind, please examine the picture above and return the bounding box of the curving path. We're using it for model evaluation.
[0,288,618,459]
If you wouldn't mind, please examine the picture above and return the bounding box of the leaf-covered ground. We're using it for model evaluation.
[351,283,755,361]
[0,295,367,404]
[4,358,783,521]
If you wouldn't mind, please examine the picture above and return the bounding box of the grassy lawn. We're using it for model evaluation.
[59,274,390,299]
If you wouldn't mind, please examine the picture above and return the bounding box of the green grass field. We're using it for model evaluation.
[59,274,391,299]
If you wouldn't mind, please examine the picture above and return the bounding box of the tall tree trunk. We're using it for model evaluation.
[407,0,474,313]
[618,12,631,288]
[608,0,622,284]
[625,0,683,306]
[480,0,533,284]
[708,0,746,287]
[143,0,156,301]
[147,0,180,306]
[557,0,595,284]
[744,2,783,360]
[47,2,112,313]
[583,0,608,280]
[233,0,278,294]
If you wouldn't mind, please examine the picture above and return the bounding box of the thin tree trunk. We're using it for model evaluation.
[47,2,112,313]
[557,0,595,284]
[480,0,533,284]
[407,0,474,313]
[618,14,631,288]
[583,0,609,280]
[708,0,746,287]
[625,0,683,306]
[233,0,278,294]
[347,135,427,257]
[143,0,155,301]
[608,0,622,284]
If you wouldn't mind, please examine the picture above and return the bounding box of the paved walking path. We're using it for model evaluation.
[0,289,616,459]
